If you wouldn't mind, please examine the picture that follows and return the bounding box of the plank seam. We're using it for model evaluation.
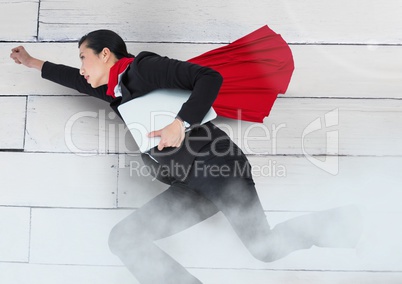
[36,0,41,41]
[1,150,401,158]
[27,208,33,263]
[22,95,28,150]
[21,94,402,101]
[115,155,120,208]
[2,39,402,47]
[188,267,402,273]
[1,261,401,273]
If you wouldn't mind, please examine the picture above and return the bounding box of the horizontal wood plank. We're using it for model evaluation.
[158,210,402,271]
[0,1,38,41]
[29,208,125,266]
[253,156,402,212]
[24,96,121,154]
[1,263,402,284]
[36,0,402,44]
[0,263,135,284]
[287,45,402,99]
[0,207,30,262]
[27,208,402,272]
[3,43,402,99]
[23,96,402,156]
[2,263,402,284]
[0,152,117,208]
[0,97,26,149]
[118,156,402,212]
[215,98,402,156]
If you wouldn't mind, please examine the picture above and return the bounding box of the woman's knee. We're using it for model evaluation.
[247,244,290,263]
[108,223,125,255]
[108,222,144,256]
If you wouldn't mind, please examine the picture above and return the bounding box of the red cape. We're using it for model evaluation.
[188,25,294,123]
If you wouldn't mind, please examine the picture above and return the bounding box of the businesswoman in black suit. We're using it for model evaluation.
[11,29,362,284]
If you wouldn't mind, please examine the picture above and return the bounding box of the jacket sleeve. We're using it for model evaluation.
[41,61,112,103]
[133,52,223,126]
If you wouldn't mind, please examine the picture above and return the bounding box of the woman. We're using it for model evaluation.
[10,29,362,284]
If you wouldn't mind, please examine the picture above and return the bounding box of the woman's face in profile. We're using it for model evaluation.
[78,44,110,88]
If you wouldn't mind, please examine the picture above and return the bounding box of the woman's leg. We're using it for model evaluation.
[108,183,219,284]
[209,177,362,262]
[187,143,362,263]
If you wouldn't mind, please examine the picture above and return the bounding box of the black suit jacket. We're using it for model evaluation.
[42,51,229,181]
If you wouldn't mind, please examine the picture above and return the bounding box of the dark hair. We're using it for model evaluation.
[78,29,134,59]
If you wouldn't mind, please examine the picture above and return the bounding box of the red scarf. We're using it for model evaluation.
[106,57,134,98]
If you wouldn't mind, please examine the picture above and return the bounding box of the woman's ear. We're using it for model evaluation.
[101,47,118,64]
[101,47,111,62]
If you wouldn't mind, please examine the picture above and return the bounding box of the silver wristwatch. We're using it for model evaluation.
[176,116,191,131]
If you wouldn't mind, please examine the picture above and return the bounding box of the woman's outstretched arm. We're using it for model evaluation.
[10,46,111,102]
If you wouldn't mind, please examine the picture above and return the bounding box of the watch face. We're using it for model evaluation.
[183,121,191,129]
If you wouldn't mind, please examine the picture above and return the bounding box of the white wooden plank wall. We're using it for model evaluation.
[1,0,402,283]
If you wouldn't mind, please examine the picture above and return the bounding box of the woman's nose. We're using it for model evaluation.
[79,67,84,75]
